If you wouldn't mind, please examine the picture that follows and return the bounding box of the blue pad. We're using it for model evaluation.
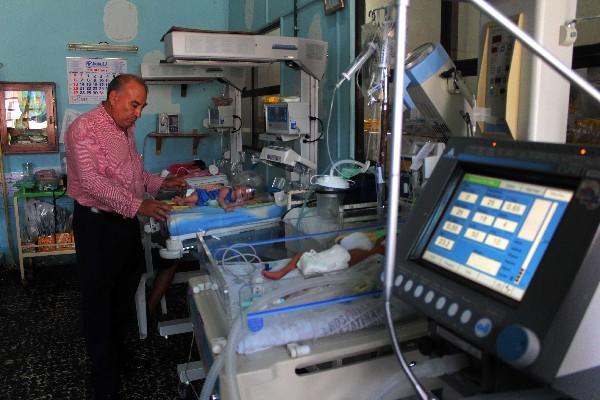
[167,203,285,237]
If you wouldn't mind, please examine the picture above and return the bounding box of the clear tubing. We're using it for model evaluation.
[329,159,370,177]
[199,351,224,400]
[325,85,340,175]
[367,354,469,400]
[222,273,361,400]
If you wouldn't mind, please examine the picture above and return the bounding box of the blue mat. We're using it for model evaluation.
[167,203,285,237]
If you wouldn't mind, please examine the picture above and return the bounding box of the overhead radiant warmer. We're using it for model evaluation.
[161,27,328,81]
[158,27,327,182]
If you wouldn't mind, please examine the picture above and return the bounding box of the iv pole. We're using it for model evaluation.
[383,0,439,398]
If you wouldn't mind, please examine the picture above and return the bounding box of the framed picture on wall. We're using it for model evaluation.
[324,0,345,15]
[0,82,58,154]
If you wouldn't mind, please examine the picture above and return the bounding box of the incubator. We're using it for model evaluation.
[186,224,447,400]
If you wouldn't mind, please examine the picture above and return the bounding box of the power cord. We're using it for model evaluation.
[232,115,243,133]
[182,330,200,400]
[303,116,324,143]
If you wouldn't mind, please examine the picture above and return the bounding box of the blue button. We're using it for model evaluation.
[495,324,540,368]
[496,325,529,362]
[474,318,493,338]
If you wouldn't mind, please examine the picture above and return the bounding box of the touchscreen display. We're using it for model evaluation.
[421,173,572,301]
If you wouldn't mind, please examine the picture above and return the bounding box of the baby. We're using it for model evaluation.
[173,184,255,212]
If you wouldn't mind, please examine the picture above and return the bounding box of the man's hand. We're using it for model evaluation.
[138,199,173,221]
[161,176,188,191]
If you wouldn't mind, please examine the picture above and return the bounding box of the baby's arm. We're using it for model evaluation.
[218,188,247,212]
[217,188,232,211]
[173,190,199,206]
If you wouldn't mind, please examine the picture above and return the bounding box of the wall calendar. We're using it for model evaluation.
[66,57,127,104]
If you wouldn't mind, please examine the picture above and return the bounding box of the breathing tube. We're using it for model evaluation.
[199,272,359,400]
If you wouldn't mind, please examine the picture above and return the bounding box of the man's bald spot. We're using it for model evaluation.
[106,74,148,99]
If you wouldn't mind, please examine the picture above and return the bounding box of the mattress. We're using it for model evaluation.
[167,202,285,238]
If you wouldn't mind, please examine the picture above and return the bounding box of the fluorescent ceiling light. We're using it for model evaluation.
[67,42,138,53]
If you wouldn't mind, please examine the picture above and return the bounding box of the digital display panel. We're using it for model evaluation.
[266,105,288,123]
[421,173,573,301]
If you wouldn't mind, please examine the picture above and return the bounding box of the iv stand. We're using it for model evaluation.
[376,18,395,224]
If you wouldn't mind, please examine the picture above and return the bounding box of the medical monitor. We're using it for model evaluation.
[394,137,600,397]
[420,172,572,302]
[264,102,310,136]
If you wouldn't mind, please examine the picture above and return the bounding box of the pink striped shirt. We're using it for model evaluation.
[65,104,163,218]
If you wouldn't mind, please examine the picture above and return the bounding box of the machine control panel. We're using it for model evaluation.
[207,105,235,129]
[265,102,310,136]
[394,137,600,397]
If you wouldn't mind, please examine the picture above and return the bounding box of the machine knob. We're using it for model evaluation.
[495,324,540,368]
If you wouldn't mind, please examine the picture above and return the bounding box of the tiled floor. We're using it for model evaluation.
[0,263,201,399]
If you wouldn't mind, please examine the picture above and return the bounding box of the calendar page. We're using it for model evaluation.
[66,57,127,104]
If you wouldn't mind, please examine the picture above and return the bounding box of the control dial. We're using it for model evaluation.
[495,324,540,368]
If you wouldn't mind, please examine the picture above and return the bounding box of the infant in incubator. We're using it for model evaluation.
[173,184,255,212]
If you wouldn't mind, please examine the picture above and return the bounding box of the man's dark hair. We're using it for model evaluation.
[106,73,148,98]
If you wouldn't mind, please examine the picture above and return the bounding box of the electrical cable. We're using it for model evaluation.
[280,199,316,221]
[182,330,200,400]
[568,14,600,25]
[303,117,324,143]
[232,115,243,133]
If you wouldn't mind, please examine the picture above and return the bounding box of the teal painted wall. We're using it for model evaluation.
[228,0,356,174]
[0,0,229,263]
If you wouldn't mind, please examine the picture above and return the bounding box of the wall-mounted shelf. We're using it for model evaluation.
[148,132,209,155]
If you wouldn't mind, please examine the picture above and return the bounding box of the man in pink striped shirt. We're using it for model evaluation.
[65,74,186,399]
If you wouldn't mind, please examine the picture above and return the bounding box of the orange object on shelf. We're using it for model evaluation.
[37,234,56,252]
[55,232,75,250]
